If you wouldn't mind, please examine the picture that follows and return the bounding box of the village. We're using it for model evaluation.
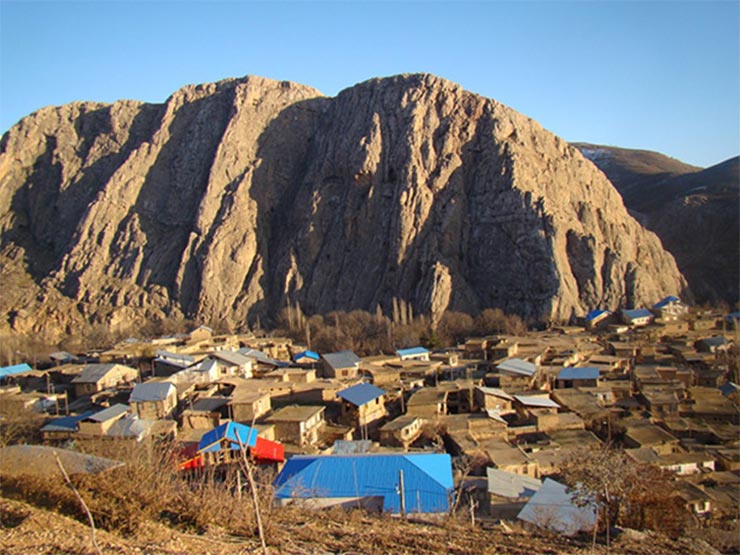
[1,296,739,536]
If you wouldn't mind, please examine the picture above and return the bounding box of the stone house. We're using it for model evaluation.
[336,383,387,434]
[129,381,178,419]
[379,414,424,448]
[266,405,325,446]
[71,364,138,398]
[321,351,361,380]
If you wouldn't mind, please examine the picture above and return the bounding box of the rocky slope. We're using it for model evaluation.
[0,74,687,340]
[574,143,738,304]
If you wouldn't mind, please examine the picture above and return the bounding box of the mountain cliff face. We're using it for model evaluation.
[0,74,687,340]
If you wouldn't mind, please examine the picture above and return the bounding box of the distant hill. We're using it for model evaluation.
[572,143,701,209]
[574,143,739,304]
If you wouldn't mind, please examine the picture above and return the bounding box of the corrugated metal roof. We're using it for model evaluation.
[293,350,320,362]
[71,363,132,383]
[84,404,129,422]
[517,478,595,535]
[0,363,32,379]
[487,468,541,499]
[273,453,453,513]
[211,350,252,367]
[585,309,610,321]
[514,395,560,409]
[497,358,537,377]
[322,350,361,371]
[155,351,195,364]
[129,381,176,402]
[557,367,600,381]
[106,415,154,441]
[337,383,385,406]
[238,348,285,367]
[332,439,373,455]
[396,347,430,357]
[622,308,653,320]
[41,411,94,433]
[476,386,514,401]
[653,296,681,309]
[198,421,258,453]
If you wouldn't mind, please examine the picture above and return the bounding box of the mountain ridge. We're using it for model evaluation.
[0,73,688,340]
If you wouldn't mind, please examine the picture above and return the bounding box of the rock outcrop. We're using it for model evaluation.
[0,74,687,340]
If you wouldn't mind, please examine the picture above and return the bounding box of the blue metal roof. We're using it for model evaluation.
[623,308,653,319]
[293,350,320,362]
[396,346,430,357]
[274,453,453,513]
[0,363,32,379]
[198,421,258,453]
[558,367,600,381]
[41,411,94,433]
[653,296,680,309]
[337,383,385,406]
[584,309,609,321]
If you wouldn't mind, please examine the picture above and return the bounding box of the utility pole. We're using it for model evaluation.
[398,470,406,517]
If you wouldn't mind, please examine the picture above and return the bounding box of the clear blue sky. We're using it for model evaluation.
[1,1,738,167]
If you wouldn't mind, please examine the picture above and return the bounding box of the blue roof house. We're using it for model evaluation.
[584,309,614,330]
[0,363,32,381]
[651,296,688,321]
[337,383,387,434]
[621,308,654,327]
[293,350,321,365]
[274,453,454,513]
[395,346,430,362]
[556,367,600,389]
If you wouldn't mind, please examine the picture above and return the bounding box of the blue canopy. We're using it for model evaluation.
[197,422,258,453]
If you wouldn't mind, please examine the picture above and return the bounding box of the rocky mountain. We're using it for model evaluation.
[574,143,738,304]
[0,74,687,341]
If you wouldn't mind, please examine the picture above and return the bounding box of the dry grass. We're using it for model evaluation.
[0,440,727,555]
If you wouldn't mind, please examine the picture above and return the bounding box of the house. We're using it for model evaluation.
[379,414,424,448]
[266,405,325,446]
[228,389,272,423]
[78,404,130,436]
[273,453,454,513]
[71,364,138,397]
[486,468,542,519]
[188,325,213,343]
[395,347,430,362]
[154,351,196,377]
[517,478,596,535]
[695,336,731,354]
[485,442,537,476]
[406,387,448,417]
[497,358,537,378]
[556,367,600,389]
[41,411,95,441]
[513,395,560,418]
[209,350,254,378]
[292,350,321,365]
[621,308,654,327]
[474,387,515,415]
[623,420,681,455]
[321,351,361,379]
[652,296,688,321]
[129,381,178,419]
[0,363,32,382]
[584,309,613,330]
[49,352,79,365]
[336,383,387,434]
